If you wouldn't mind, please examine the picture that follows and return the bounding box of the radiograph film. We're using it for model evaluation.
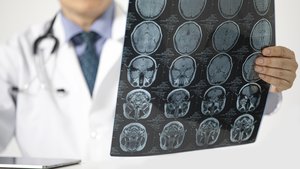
[196,117,221,146]
[178,0,207,20]
[127,55,158,87]
[169,55,197,87]
[218,0,244,19]
[159,121,187,150]
[164,88,191,118]
[111,0,275,156]
[207,53,233,85]
[174,21,202,55]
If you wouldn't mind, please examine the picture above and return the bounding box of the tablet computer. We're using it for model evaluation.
[0,157,81,169]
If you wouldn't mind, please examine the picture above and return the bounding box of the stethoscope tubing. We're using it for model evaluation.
[33,14,59,55]
[12,14,68,97]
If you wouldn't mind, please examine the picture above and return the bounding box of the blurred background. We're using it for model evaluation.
[0,0,299,168]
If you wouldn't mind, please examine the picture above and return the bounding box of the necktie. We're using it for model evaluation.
[74,31,100,96]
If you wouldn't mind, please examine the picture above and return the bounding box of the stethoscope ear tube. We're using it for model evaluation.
[33,14,59,55]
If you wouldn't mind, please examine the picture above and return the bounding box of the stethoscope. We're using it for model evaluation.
[12,15,68,97]
[33,15,59,55]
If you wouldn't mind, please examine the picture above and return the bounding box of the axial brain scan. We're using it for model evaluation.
[169,55,197,87]
[111,0,275,156]
[136,0,167,20]
[230,114,255,143]
[207,53,233,85]
[160,121,187,150]
[164,88,190,118]
[201,86,226,116]
[178,0,207,20]
[253,0,271,16]
[212,21,240,52]
[242,52,261,82]
[218,0,243,19]
[174,21,202,55]
[250,19,272,51]
[120,123,148,152]
[196,118,221,146]
[123,89,152,120]
[131,21,162,55]
[127,55,158,87]
[237,83,261,113]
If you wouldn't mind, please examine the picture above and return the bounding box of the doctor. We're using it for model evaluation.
[0,0,298,162]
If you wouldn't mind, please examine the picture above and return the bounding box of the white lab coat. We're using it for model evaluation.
[0,0,281,162]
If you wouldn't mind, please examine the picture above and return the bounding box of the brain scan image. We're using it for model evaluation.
[212,21,240,52]
[159,121,187,151]
[178,0,207,20]
[169,55,197,88]
[207,53,233,85]
[123,89,152,120]
[120,123,147,152]
[174,21,202,55]
[136,0,167,20]
[230,114,255,143]
[164,88,190,118]
[131,21,162,55]
[237,83,261,113]
[196,118,221,146]
[218,0,244,19]
[250,19,272,51]
[242,52,261,82]
[253,0,271,16]
[127,55,158,87]
[111,0,275,156]
[201,86,226,116]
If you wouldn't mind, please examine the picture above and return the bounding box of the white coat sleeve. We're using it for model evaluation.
[264,92,282,115]
[0,40,19,152]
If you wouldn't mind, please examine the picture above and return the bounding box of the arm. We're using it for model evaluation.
[0,43,18,152]
[0,78,16,152]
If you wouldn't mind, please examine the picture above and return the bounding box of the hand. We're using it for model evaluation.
[255,46,298,93]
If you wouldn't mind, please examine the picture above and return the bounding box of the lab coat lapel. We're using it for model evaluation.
[49,15,92,113]
[55,44,91,101]
[42,1,128,115]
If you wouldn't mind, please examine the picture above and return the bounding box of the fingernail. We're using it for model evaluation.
[263,48,271,56]
[256,58,264,64]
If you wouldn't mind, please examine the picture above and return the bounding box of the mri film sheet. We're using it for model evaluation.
[111,0,275,156]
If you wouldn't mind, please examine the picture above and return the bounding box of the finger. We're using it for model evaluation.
[255,65,296,84]
[262,46,295,59]
[255,57,298,71]
[258,73,293,92]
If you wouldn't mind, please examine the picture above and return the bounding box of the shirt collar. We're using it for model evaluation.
[60,3,115,42]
